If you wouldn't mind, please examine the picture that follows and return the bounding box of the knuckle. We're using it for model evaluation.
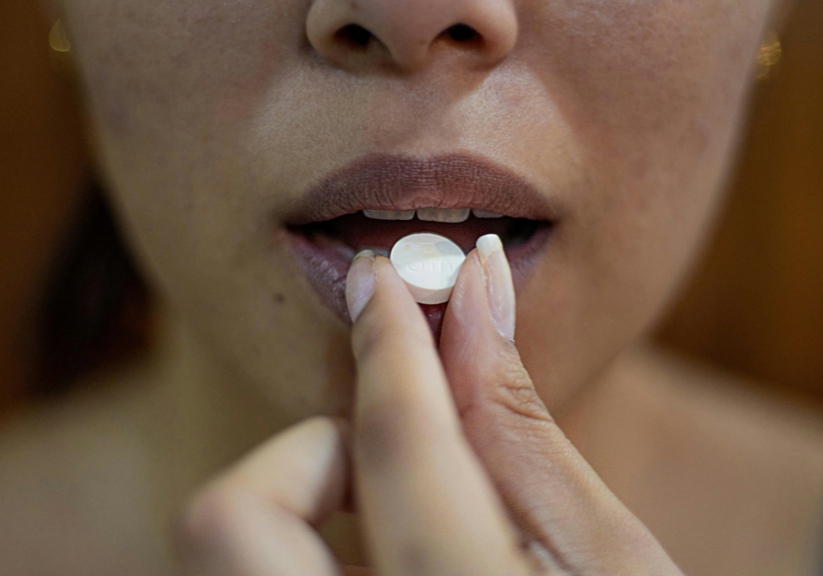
[589,522,669,574]
[487,351,554,426]
[300,414,345,443]
[617,522,668,565]
[173,485,245,561]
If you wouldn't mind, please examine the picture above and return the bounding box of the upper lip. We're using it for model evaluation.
[285,153,558,226]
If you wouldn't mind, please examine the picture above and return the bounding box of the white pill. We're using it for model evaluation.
[390,233,466,305]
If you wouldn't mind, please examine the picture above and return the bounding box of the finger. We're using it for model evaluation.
[440,236,679,574]
[175,416,352,576]
[346,253,532,576]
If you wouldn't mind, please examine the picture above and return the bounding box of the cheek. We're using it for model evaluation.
[62,0,314,269]
[65,0,303,146]
[514,0,771,405]
[522,0,768,131]
[535,0,769,277]
[519,0,768,188]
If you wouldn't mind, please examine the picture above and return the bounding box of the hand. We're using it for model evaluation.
[175,238,684,576]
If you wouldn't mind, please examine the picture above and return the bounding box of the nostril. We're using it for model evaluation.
[335,24,373,49]
[444,23,480,44]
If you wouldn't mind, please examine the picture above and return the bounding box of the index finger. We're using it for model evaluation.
[346,253,531,576]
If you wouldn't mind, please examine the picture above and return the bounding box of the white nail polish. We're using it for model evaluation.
[346,250,376,322]
[476,234,504,265]
[475,234,515,341]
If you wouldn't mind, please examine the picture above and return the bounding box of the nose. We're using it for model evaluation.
[306,0,518,73]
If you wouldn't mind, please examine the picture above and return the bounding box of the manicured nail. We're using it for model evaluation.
[476,234,515,341]
[346,250,376,322]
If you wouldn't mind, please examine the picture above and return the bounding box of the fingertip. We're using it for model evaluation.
[346,251,376,323]
[442,249,495,345]
[373,254,411,297]
[327,417,360,515]
[371,254,412,305]
[351,253,436,365]
[327,416,355,451]
[363,253,431,332]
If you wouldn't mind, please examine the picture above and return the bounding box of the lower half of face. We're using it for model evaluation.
[62,0,774,420]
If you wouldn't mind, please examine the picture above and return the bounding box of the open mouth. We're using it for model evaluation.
[280,154,557,341]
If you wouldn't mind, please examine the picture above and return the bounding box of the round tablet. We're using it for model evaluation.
[390,233,466,305]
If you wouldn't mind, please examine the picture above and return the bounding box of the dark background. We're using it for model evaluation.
[2,0,822,416]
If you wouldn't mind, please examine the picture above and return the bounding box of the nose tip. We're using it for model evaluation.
[306,0,518,73]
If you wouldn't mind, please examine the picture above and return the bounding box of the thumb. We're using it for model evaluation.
[439,238,564,552]
[440,236,668,573]
[441,235,548,426]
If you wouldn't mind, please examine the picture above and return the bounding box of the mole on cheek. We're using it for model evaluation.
[274,293,286,304]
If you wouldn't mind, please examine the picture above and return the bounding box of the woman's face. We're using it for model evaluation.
[58,0,776,420]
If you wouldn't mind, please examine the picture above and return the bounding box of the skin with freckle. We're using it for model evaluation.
[4,0,823,574]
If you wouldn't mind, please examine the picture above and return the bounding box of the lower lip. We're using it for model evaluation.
[280,223,552,342]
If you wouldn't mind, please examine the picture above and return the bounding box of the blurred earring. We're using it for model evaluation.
[49,20,72,52]
[48,19,77,77]
[756,31,781,80]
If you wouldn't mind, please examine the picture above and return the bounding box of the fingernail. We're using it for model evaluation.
[346,250,376,322]
[476,234,516,341]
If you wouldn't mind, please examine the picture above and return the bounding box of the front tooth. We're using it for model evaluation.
[417,208,471,223]
[363,210,415,220]
[472,209,504,219]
